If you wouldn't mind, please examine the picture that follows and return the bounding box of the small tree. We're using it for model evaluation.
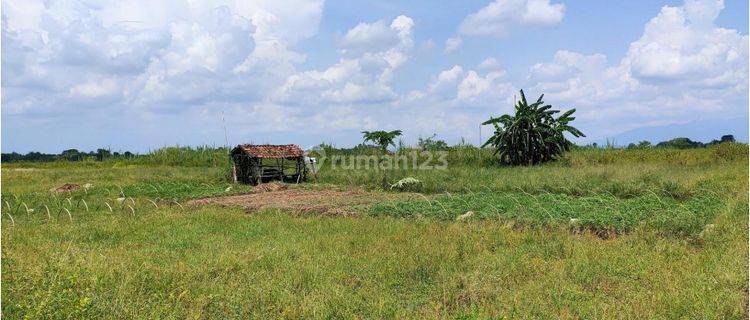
[361,130,402,188]
[482,90,584,165]
[60,149,81,161]
[417,134,449,151]
[95,148,112,161]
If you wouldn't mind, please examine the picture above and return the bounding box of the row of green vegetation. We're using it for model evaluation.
[2,136,742,168]
[1,146,230,167]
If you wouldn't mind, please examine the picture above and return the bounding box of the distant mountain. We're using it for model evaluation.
[597,117,748,146]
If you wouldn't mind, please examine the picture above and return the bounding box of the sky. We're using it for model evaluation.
[2,0,748,153]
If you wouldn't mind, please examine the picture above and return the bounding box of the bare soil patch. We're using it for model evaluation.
[188,183,403,216]
[50,183,81,193]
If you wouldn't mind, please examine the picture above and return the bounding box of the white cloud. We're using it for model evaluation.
[338,15,414,55]
[457,71,492,100]
[2,0,324,116]
[428,64,513,104]
[459,0,564,37]
[69,79,120,98]
[444,37,462,53]
[429,65,465,96]
[527,51,633,107]
[275,15,414,105]
[622,0,747,86]
[339,20,400,55]
[3,0,747,152]
[457,70,508,101]
[477,57,502,70]
[524,0,748,137]
[522,0,566,26]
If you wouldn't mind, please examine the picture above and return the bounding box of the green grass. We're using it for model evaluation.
[372,191,724,237]
[2,147,748,318]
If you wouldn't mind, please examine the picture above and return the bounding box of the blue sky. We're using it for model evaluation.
[2,0,748,153]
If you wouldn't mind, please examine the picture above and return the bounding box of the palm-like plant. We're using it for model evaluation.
[361,130,402,188]
[482,90,584,165]
[361,130,403,153]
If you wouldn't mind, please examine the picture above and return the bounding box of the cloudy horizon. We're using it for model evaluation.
[2,0,748,153]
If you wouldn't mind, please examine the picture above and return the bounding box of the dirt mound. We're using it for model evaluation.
[189,186,403,216]
[50,183,80,193]
[252,182,288,193]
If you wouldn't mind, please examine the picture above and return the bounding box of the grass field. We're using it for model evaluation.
[2,145,748,318]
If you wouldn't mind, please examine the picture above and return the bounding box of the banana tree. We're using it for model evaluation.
[482,90,584,165]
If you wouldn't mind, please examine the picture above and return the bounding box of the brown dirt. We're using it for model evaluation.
[50,183,80,193]
[188,184,403,216]
[251,182,288,193]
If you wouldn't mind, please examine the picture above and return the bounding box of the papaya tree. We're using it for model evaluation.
[361,130,402,188]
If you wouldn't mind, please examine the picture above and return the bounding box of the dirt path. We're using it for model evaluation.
[188,184,403,216]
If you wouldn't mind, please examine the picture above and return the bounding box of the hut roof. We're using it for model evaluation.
[232,144,304,158]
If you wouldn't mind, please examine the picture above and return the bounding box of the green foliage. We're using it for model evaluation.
[417,134,449,151]
[372,191,722,237]
[713,142,747,161]
[654,135,739,149]
[361,130,403,188]
[60,149,83,161]
[482,90,585,165]
[627,140,653,149]
[361,130,403,153]
[707,134,736,146]
[656,137,704,149]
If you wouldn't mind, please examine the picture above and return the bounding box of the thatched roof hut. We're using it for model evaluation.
[230,144,306,185]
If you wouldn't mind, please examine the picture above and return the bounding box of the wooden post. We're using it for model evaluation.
[311,158,318,182]
[232,163,237,183]
[296,157,306,183]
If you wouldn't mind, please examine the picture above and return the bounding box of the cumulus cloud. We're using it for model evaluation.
[527,51,633,108]
[477,57,502,70]
[428,64,513,105]
[459,0,565,36]
[339,20,400,55]
[69,79,121,99]
[444,37,462,54]
[429,65,465,96]
[2,0,324,116]
[275,15,414,105]
[525,0,748,137]
[2,0,747,152]
[623,0,747,86]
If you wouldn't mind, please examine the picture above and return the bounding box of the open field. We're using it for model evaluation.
[2,146,748,318]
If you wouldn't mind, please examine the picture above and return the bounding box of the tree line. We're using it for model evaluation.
[624,135,736,149]
[2,134,739,164]
[1,148,135,162]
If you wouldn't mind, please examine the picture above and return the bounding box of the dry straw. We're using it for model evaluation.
[4,212,14,227]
